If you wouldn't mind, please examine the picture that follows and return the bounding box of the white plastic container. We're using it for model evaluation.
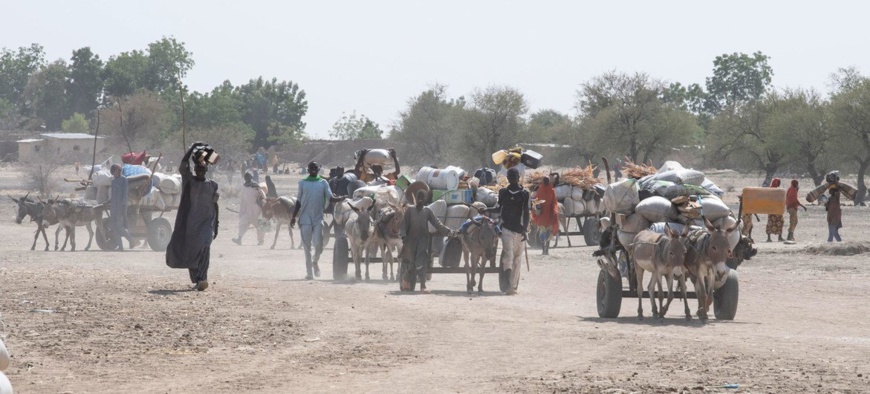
[417,166,461,191]
[0,338,9,371]
[0,371,12,394]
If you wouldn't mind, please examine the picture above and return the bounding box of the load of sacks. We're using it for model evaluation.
[603,160,738,250]
[552,183,605,217]
[85,164,182,211]
[1,337,12,394]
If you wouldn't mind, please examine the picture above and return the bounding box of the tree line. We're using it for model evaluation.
[0,37,307,164]
[3,41,869,202]
[389,53,870,203]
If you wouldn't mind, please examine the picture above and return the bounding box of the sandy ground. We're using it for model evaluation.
[1,166,869,393]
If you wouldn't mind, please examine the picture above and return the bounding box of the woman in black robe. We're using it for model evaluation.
[166,142,220,291]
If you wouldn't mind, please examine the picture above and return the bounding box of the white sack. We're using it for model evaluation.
[554,185,572,200]
[654,169,706,186]
[622,213,651,233]
[603,178,639,214]
[635,196,679,223]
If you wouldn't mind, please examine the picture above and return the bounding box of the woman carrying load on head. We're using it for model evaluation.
[532,176,559,255]
[765,178,785,242]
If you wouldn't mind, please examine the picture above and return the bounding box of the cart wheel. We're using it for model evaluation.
[147,217,172,251]
[583,217,601,246]
[597,269,623,318]
[95,218,119,251]
[713,270,739,320]
[333,237,349,280]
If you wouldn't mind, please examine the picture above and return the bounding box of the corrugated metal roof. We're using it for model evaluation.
[16,139,44,143]
[40,132,104,139]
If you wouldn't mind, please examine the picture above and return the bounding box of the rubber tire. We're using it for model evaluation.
[597,269,623,318]
[583,216,601,246]
[95,218,119,251]
[714,270,739,320]
[333,237,349,280]
[147,217,172,251]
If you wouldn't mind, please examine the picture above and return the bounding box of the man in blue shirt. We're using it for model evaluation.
[291,162,344,279]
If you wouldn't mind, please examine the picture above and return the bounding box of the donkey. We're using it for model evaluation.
[369,203,404,281]
[10,193,57,251]
[459,216,500,294]
[345,203,375,280]
[682,217,739,320]
[260,196,297,249]
[44,198,98,251]
[630,223,690,320]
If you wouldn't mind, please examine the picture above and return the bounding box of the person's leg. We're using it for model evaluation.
[827,225,835,242]
[196,248,210,289]
[787,208,797,241]
[509,232,523,291]
[300,223,314,278]
[312,220,324,263]
[500,230,516,277]
[834,226,842,242]
[414,240,429,291]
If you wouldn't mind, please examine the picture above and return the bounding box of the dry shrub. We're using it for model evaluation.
[803,242,870,256]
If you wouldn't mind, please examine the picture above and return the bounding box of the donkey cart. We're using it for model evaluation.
[594,213,741,321]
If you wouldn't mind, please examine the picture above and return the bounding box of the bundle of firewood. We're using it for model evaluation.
[623,159,657,179]
[560,165,600,190]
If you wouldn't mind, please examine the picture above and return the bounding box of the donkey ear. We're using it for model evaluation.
[682,222,690,236]
[727,218,741,233]
[704,217,715,232]
[9,196,18,203]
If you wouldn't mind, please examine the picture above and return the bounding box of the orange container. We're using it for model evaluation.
[741,187,786,215]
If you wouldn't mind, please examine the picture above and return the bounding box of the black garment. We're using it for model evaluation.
[498,185,530,234]
[166,149,220,283]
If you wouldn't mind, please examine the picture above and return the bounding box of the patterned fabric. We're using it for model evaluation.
[122,164,151,177]
[766,214,784,235]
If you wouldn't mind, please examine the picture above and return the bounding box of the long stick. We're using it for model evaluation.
[524,242,530,272]
[178,75,186,150]
[117,97,133,153]
[87,108,101,181]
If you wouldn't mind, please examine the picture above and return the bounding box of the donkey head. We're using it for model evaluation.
[10,193,32,224]
[260,197,278,220]
[350,204,374,242]
[663,223,690,268]
[703,217,739,265]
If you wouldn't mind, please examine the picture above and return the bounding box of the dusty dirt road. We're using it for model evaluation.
[1,168,868,393]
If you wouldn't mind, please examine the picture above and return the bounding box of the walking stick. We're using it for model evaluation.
[524,241,530,272]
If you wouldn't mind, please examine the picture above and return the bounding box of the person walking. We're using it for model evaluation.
[232,171,266,245]
[785,179,807,241]
[532,176,559,255]
[399,189,454,293]
[291,162,343,280]
[109,164,133,251]
[166,142,220,291]
[766,178,785,242]
[826,185,843,242]
[498,168,530,295]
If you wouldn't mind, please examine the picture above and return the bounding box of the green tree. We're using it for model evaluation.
[25,59,71,130]
[0,43,46,127]
[103,49,149,97]
[67,47,104,117]
[61,112,90,133]
[829,77,870,204]
[577,71,695,163]
[329,111,383,140]
[144,36,194,94]
[766,88,832,185]
[706,98,788,185]
[235,77,308,148]
[458,85,528,168]
[705,51,773,113]
[391,84,465,166]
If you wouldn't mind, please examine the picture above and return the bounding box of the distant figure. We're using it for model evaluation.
[166,142,220,291]
[613,159,622,181]
[109,164,133,251]
[233,171,266,246]
[75,162,80,176]
[765,178,784,242]
[785,179,807,241]
[826,186,843,242]
[256,147,267,172]
[400,189,453,294]
[291,162,343,280]
[532,176,559,255]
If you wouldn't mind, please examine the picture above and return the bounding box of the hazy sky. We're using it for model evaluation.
[2,1,868,139]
